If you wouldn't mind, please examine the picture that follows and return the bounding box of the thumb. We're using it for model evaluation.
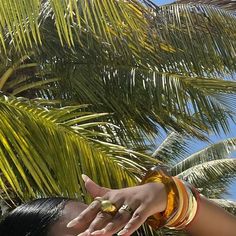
[82,174,109,198]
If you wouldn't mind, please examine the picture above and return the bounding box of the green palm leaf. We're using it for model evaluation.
[177,159,236,189]
[1,1,236,142]
[152,133,236,199]
[175,1,236,12]
[0,95,153,204]
[172,138,236,175]
[1,1,236,78]
[34,2,236,76]
[42,63,236,140]
[0,0,154,57]
[155,3,236,76]
[152,132,191,164]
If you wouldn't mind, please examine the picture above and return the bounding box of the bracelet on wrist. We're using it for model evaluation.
[141,167,179,229]
[142,167,200,230]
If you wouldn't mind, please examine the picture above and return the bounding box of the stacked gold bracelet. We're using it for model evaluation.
[141,167,179,229]
[166,177,199,230]
[142,167,200,230]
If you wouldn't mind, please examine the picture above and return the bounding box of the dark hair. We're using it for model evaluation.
[0,197,70,236]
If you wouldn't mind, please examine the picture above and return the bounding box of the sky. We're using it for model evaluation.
[155,0,175,4]
[152,0,236,200]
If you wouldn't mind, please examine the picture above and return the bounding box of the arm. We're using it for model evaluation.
[186,196,236,236]
[67,174,236,236]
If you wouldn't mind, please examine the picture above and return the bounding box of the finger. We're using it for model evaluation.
[91,206,133,235]
[117,206,148,236]
[86,198,124,234]
[76,229,90,236]
[82,174,109,198]
[84,211,114,235]
[67,199,101,228]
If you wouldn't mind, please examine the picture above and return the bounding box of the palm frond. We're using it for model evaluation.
[197,178,233,198]
[57,64,236,138]
[150,133,236,198]
[0,0,155,58]
[155,3,236,76]
[0,94,161,236]
[0,95,153,204]
[0,54,61,100]
[172,138,236,175]
[175,1,236,12]
[38,2,236,76]
[1,1,236,78]
[152,132,191,164]
[177,159,236,190]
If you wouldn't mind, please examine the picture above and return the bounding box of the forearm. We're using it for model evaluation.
[185,196,236,236]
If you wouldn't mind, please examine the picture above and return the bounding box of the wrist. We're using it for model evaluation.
[141,167,179,229]
[146,182,167,212]
[141,167,199,230]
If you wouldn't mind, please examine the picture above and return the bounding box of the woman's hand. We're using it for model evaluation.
[67,175,167,236]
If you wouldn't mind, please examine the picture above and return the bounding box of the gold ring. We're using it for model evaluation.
[95,197,117,214]
[120,204,133,214]
[94,197,103,202]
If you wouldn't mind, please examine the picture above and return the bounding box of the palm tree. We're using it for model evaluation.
[1,0,236,142]
[0,1,236,235]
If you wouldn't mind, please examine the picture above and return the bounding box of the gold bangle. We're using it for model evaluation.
[166,177,188,228]
[141,167,179,229]
[141,167,199,231]
[173,185,196,229]
[175,196,197,229]
[167,180,199,230]
[177,183,199,229]
[175,183,194,227]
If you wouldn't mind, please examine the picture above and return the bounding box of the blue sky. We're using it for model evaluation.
[152,0,236,200]
[155,0,175,4]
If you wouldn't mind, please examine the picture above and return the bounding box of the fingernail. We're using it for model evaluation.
[82,174,89,182]
[67,218,80,228]
[117,229,128,235]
